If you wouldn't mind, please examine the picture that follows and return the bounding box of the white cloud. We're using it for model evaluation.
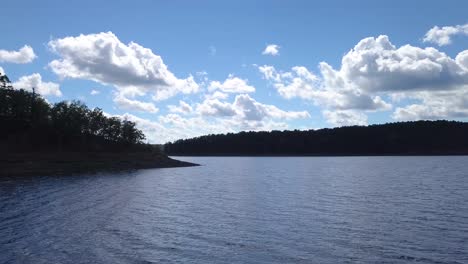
[113,94,158,113]
[0,67,4,75]
[109,92,309,143]
[111,112,234,143]
[258,65,281,82]
[168,100,193,114]
[0,45,36,64]
[457,50,468,71]
[423,23,468,46]
[197,93,310,121]
[323,110,368,126]
[12,73,62,97]
[115,112,291,144]
[393,104,438,121]
[196,98,237,117]
[208,75,255,93]
[261,65,318,100]
[233,94,310,121]
[48,32,199,102]
[333,35,468,92]
[195,71,209,87]
[260,35,468,125]
[262,44,280,56]
[204,91,229,100]
[392,89,468,121]
[111,113,180,143]
[259,65,391,111]
[90,89,100,95]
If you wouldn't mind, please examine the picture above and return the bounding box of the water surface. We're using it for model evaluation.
[1,156,468,263]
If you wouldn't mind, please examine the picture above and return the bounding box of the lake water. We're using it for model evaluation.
[1,156,468,263]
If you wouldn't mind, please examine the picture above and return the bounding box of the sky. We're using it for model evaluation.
[1,0,468,143]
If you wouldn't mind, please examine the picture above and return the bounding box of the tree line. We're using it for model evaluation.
[165,120,468,156]
[0,71,148,152]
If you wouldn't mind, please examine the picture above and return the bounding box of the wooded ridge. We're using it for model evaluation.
[165,120,468,156]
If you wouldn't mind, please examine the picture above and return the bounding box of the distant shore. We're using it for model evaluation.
[0,152,198,177]
[165,121,468,156]
[169,153,468,157]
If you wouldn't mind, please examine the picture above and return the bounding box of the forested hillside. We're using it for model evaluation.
[0,71,146,152]
[165,121,468,156]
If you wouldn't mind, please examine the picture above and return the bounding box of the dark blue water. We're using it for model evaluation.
[1,156,468,263]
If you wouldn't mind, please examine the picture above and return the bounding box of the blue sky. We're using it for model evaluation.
[1,0,468,143]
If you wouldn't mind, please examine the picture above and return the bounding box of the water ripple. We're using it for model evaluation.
[1,156,468,263]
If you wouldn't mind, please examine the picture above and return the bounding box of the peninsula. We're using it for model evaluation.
[0,72,196,177]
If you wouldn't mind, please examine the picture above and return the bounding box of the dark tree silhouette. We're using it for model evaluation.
[165,121,468,156]
[0,74,12,89]
[0,70,148,153]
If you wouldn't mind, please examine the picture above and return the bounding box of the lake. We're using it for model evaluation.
[1,156,468,263]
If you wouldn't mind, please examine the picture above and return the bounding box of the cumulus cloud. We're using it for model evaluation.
[262,35,468,94]
[204,91,229,100]
[262,44,280,56]
[334,35,468,92]
[196,93,310,122]
[48,31,199,103]
[106,112,233,143]
[109,90,310,143]
[168,100,193,114]
[113,110,297,144]
[113,94,158,113]
[457,50,468,71]
[233,94,310,120]
[423,23,468,46]
[258,65,281,82]
[259,65,391,111]
[208,75,255,93]
[196,98,237,117]
[260,35,468,125]
[109,113,179,143]
[322,110,368,126]
[90,89,100,95]
[0,45,36,64]
[392,89,468,121]
[12,73,62,97]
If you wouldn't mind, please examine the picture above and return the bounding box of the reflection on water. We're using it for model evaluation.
[1,156,468,263]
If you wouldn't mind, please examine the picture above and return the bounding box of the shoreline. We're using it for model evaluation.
[0,152,199,177]
[168,153,468,157]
